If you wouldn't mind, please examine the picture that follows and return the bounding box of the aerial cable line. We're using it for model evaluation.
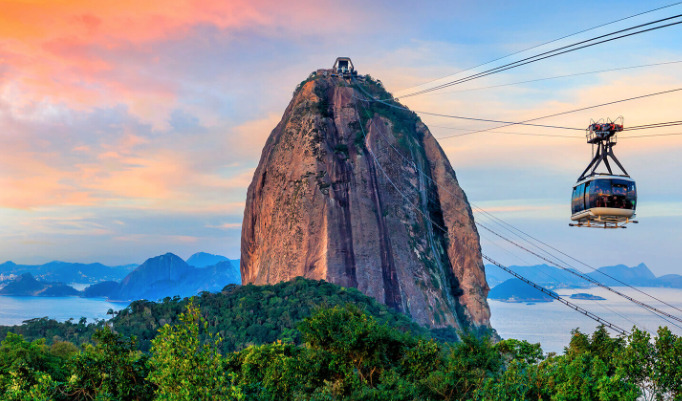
[478,229,595,292]
[404,110,582,131]
[351,78,682,325]
[475,216,682,330]
[475,207,682,315]
[483,256,629,336]
[479,230,641,329]
[353,86,582,130]
[478,224,682,327]
[360,85,682,139]
[436,87,682,139]
[348,83,630,335]
[361,78,682,320]
[393,14,682,99]
[623,132,682,138]
[352,78,682,323]
[624,120,682,130]
[430,126,578,138]
[347,80,675,333]
[390,2,682,97]
[430,126,682,140]
[468,196,682,329]
[427,60,682,96]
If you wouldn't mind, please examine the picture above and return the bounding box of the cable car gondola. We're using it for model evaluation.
[570,117,637,228]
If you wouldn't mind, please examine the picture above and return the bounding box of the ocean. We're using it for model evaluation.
[1,287,681,354]
[489,287,682,354]
[0,296,129,326]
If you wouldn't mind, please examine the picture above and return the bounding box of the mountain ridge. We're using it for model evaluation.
[485,262,682,290]
[1,252,241,302]
[85,252,241,301]
[0,260,137,284]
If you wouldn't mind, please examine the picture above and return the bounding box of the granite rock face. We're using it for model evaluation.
[241,72,491,330]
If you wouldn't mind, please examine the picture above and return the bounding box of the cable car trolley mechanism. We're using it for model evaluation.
[570,117,637,228]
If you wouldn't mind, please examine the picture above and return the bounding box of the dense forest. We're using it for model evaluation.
[0,278,457,353]
[1,278,681,400]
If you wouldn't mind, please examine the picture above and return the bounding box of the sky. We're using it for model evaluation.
[1,0,682,276]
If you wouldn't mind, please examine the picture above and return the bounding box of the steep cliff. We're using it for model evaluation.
[241,70,491,331]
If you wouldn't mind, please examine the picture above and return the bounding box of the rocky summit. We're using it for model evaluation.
[241,65,491,331]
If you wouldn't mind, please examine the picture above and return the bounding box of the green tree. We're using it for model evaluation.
[148,300,242,400]
[421,332,501,400]
[298,304,414,394]
[0,333,66,400]
[617,326,682,401]
[226,340,326,400]
[65,327,152,401]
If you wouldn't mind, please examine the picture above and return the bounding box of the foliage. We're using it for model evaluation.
[1,279,682,400]
[0,278,436,354]
[148,299,241,400]
[65,327,152,400]
[0,333,65,400]
[314,82,333,118]
[617,326,682,400]
[353,77,422,151]
[0,316,98,349]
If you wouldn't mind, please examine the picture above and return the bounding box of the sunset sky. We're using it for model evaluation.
[2,0,682,276]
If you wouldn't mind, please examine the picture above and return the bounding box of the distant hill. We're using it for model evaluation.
[84,253,241,301]
[115,253,194,300]
[179,261,241,294]
[657,274,682,287]
[485,264,590,289]
[186,252,231,268]
[82,281,119,298]
[570,293,606,300]
[486,263,682,290]
[587,263,657,287]
[0,261,136,284]
[0,273,80,297]
[488,278,555,303]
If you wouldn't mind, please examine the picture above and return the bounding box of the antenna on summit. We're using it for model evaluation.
[332,57,358,78]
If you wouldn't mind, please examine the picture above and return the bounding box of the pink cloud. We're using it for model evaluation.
[0,0,363,122]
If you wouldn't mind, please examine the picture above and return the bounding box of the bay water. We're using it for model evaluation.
[489,287,682,354]
[0,295,129,326]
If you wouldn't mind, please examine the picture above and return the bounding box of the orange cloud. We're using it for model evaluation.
[0,1,268,43]
[0,0,358,122]
[396,69,682,172]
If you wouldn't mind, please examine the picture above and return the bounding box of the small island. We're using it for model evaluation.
[0,273,80,297]
[488,278,556,303]
[570,293,606,301]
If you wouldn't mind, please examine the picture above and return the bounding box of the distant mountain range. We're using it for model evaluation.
[96,253,241,301]
[485,263,682,289]
[485,263,682,303]
[0,261,137,284]
[0,252,241,301]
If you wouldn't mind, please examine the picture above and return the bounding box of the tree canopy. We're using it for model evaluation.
[1,278,681,400]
